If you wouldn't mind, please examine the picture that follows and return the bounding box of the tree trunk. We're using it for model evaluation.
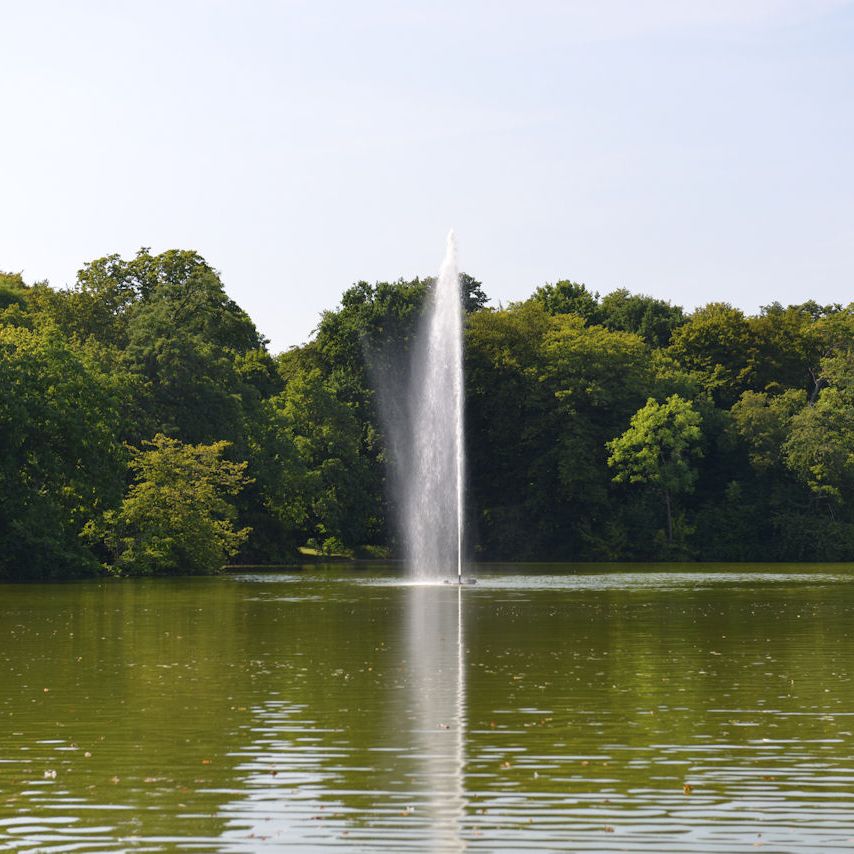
[808,368,827,405]
[664,490,673,543]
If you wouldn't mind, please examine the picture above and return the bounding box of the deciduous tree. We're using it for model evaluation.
[607,395,703,546]
[90,435,252,576]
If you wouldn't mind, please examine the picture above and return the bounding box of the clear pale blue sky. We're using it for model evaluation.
[2,0,853,352]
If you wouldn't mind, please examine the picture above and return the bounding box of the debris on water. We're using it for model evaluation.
[683,783,694,794]
[43,769,57,779]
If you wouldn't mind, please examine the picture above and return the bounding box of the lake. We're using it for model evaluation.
[2,564,854,851]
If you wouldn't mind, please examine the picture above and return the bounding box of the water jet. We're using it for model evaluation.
[403,230,468,582]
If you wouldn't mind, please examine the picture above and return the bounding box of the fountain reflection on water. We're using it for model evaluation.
[405,585,467,850]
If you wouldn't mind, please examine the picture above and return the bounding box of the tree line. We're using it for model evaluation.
[1,250,852,580]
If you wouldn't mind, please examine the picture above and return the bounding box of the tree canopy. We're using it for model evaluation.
[87,434,252,576]
[2,250,853,578]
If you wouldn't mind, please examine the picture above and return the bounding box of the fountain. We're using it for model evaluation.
[402,230,470,583]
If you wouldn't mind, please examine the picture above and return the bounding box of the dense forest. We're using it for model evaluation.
[1,248,852,580]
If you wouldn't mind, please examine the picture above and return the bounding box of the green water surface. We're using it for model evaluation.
[2,564,854,851]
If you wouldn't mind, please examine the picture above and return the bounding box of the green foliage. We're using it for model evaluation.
[543,315,650,413]
[273,367,375,548]
[314,272,487,404]
[779,348,854,504]
[116,250,265,444]
[465,302,654,558]
[730,389,806,473]
[748,303,820,393]
[528,283,684,348]
[607,395,703,490]
[320,536,352,557]
[607,395,703,547]
[0,272,28,313]
[542,316,652,514]
[465,302,557,556]
[530,280,599,321]
[314,277,428,408]
[599,288,685,347]
[2,242,854,575]
[0,324,124,579]
[668,303,755,406]
[90,435,252,576]
[785,387,854,502]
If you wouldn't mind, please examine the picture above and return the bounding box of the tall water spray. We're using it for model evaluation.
[405,230,465,580]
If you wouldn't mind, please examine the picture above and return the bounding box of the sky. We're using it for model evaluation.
[2,0,853,352]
